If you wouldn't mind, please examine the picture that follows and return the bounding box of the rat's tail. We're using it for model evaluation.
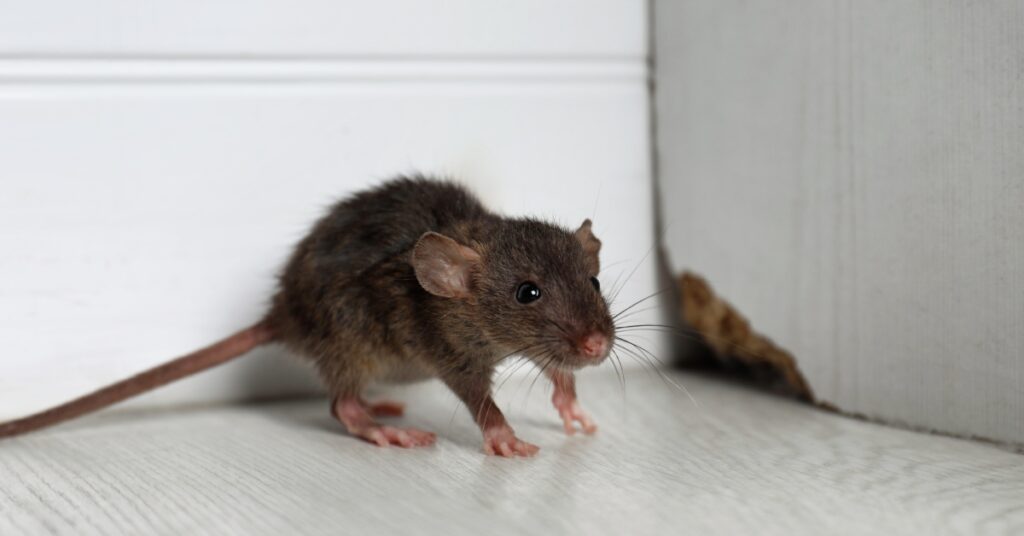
[0,320,276,439]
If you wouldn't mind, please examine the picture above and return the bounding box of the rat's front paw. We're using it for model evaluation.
[552,393,598,435]
[482,425,539,457]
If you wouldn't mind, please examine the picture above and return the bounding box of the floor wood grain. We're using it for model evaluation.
[1,370,1021,535]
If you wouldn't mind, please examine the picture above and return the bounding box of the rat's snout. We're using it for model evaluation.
[578,332,609,361]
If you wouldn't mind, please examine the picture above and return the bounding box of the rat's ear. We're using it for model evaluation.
[575,219,602,273]
[411,232,481,299]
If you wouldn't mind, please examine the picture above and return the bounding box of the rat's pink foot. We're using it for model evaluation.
[362,399,405,418]
[482,425,539,457]
[358,425,436,448]
[332,396,434,448]
[552,392,598,435]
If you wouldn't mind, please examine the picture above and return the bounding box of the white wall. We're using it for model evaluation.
[0,1,654,418]
[655,1,1024,444]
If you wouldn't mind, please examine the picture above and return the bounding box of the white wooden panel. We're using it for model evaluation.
[0,2,654,418]
[0,0,645,59]
[655,1,1024,443]
[0,58,643,83]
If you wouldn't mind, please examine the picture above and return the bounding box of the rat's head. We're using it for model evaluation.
[411,218,614,369]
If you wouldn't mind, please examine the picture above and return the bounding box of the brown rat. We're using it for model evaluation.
[0,176,615,457]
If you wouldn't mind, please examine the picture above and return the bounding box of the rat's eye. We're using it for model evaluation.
[515,282,542,304]
[590,277,600,291]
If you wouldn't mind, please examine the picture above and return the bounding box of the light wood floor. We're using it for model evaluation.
[1,369,1022,535]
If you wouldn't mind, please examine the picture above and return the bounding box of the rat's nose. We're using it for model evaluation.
[579,332,609,360]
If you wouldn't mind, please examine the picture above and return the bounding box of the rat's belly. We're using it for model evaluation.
[375,357,434,384]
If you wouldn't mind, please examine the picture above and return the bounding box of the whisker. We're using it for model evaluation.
[598,258,630,275]
[492,355,535,397]
[490,338,561,366]
[614,324,773,360]
[608,242,656,306]
[609,347,627,404]
[544,319,571,338]
[611,287,673,321]
[615,335,700,407]
[487,339,563,401]
[609,304,664,325]
[492,336,562,401]
[523,351,558,409]
[607,345,625,392]
[605,268,628,308]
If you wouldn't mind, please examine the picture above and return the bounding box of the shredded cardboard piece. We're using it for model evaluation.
[678,271,814,402]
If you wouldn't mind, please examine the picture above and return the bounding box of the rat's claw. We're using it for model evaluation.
[483,425,539,457]
[553,395,598,435]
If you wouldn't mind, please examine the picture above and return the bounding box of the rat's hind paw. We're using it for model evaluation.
[552,394,598,435]
[359,426,436,448]
[483,426,539,457]
[332,396,432,448]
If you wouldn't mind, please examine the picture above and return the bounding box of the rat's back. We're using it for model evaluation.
[301,177,488,275]
[268,176,489,353]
